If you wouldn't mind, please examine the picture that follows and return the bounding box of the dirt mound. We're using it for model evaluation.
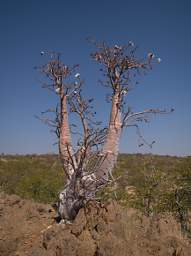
[0,193,54,256]
[0,193,191,256]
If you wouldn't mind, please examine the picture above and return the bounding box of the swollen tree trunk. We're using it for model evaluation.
[58,94,85,220]
[57,92,122,221]
[39,41,161,222]
[95,92,122,181]
[59,95,76,178]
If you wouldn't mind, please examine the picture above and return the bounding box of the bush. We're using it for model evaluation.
[0,155,65,203]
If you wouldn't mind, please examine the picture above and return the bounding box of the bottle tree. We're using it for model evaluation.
[37,40,172,221]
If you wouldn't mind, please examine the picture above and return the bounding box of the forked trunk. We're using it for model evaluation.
[57,92,122,221]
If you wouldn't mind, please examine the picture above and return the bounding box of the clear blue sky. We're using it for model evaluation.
[0,0,190,156]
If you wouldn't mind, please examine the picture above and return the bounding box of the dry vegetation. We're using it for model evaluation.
[0,154,191,255]
[0,153,191,236]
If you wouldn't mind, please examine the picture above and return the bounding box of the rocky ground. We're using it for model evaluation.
[0,193,191,256]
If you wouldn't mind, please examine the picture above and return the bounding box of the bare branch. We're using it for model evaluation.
[127,124,156,148]
[36,41,173,222]
[122,108,174,128]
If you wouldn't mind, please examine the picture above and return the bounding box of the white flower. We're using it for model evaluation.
[114,44,122,50]
[122,89,128,95]
[75,73,80,78]
[55,88,60,94]
[157,57,162,63]
[129,41,134,47]
[148,52,155,59]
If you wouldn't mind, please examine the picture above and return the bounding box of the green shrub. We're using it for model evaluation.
[0,155,65,203]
